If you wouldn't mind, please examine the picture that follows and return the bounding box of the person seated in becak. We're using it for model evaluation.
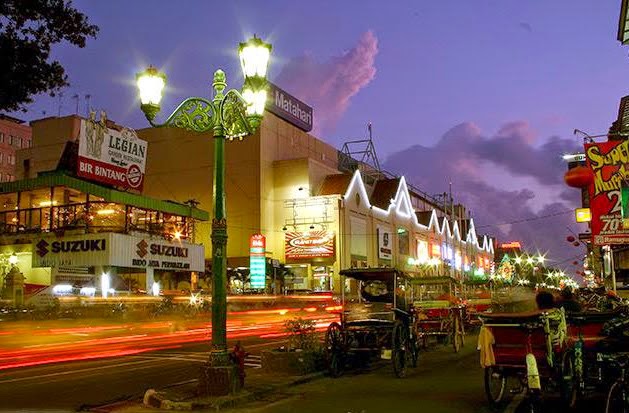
[535,290,556,310]
[557,288,582,313]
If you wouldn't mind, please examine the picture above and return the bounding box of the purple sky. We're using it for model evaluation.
[8,1,628,273]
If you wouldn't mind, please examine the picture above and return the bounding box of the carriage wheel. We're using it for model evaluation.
[325,322,344,378]
[560,351,578,410]
[408,333,419,368]
[392,320,408,378]
[452,316,463,353]
[484,366,507,405]
[605,380,629,413]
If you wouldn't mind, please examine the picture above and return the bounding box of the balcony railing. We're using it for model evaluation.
[0,201,191,240]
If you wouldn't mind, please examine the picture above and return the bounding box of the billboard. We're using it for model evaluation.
[585,140,629,245]
[285,231,335,260]
[77,116,148,191]
[33,233,204,272]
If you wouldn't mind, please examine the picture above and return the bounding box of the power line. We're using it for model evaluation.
[476,210,573,229]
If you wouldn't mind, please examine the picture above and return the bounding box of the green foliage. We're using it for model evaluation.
[0,0,99,112]
[284,317,317,351]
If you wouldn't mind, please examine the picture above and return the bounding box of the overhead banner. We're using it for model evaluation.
[285,231,335,260]
[77,116,148,192]
[33,233,204,272]
[585,140,629,245]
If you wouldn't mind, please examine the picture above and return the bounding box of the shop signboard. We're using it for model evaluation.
[585,140,629,245]
[416,239,429,264]
[285,230,335,260]
[266,82,313,132]
[378,227,392,260]
[32,233,204,272]
[249,234,266,289]
[77,116,148,192]
[33,233,109,268]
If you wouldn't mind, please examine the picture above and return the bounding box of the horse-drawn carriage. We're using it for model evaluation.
[411,276,466,352]
[324,268,418,378]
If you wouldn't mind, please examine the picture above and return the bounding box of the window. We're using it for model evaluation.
[23,139,31,148]
[14,137,21,148]
[8,155,15,165]
[0,153,4,164]
[0,133,4,143]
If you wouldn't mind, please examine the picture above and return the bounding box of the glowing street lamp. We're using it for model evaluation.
[136,36,271,368]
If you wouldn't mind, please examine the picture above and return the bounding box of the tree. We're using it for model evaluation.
[0,0,99,112]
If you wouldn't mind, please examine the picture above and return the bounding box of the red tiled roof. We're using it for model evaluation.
[370,178,400,210]
[318,174,353,196]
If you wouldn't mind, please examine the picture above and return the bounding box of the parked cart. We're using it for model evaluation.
[478,309,568,412]
[411,276,466,352]
[324,268,418,378]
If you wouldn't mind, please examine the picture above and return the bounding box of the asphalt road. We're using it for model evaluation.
[0,336,281,412]
[231,337,611,413]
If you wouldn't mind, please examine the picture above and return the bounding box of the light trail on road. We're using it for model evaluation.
[0,307,338,371]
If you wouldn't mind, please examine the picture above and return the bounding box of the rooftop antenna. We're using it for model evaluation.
[72,94,80,115]
[339,122,382,184]
[85,94,91,116]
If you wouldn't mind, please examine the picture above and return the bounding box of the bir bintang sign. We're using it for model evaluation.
[266,82,313,132]
[77,115,148,192]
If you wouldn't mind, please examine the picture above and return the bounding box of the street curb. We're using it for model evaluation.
[504,392,524,413]
[142,371,325,411]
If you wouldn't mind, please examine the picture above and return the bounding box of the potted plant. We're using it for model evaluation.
[261,317,324,375]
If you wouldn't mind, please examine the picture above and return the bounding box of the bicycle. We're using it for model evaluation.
[602,353,629,413]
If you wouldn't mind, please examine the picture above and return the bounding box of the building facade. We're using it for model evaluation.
[0,115,208,304]
[0,114,32,182]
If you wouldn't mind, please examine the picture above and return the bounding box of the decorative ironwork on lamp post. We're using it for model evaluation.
[136,36,271,365]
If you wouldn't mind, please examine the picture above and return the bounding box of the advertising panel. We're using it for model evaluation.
[249,234,266,289]
[266,82,313,132]
[378,226,392,260]
[585,141,629,245]
[77,116,148,192]
[33,233,204,272]
[285,231,335,260]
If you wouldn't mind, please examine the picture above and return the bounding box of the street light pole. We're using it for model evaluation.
[136,37,271,367]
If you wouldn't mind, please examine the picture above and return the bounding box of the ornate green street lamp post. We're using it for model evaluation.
[136,36,271,366]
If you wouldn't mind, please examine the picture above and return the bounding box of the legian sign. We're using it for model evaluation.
[585,141,629,245]
[266,82,313,132]
[77,113,148,192]
[249,234,266,289]
[32,233,204,272]
[285,231,335,260]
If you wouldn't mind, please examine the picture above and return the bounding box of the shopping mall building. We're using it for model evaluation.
[0,84,494,300]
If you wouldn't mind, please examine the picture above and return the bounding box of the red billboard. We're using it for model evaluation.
[77,117,147,192]
[285,231,335,260]
[585,140,629,245]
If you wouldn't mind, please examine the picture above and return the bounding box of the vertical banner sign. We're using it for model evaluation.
[77,117,148,192]
[585,141,629,245]
[249,234,266,289]
[378,227,392,260]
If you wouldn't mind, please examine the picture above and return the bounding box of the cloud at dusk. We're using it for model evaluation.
[274,30,378,136]
[383,122,585,271]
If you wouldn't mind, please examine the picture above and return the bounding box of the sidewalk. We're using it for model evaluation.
[88,368,325,412]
